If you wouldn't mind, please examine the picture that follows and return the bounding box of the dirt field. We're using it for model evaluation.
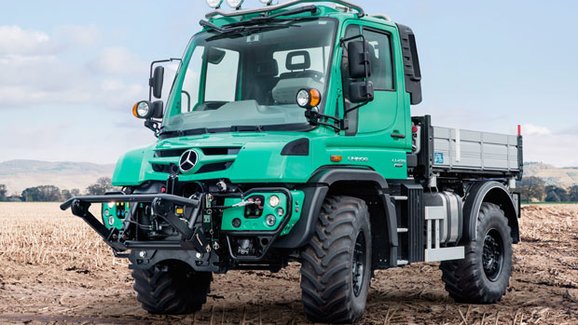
[0,203,577,325]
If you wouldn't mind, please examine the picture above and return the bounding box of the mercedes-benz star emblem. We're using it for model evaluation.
[179,150,199,173]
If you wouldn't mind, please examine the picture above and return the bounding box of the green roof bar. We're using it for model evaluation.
[206,0,365,19]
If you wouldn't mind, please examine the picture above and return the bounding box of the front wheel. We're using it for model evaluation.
[440,202,513,303]
[132,261,211,314]
[300,196,372,324]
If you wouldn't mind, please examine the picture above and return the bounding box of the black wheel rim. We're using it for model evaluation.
[352,232,367,297]
[482,228,504,282]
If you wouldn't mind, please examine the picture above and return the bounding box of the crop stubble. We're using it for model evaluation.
[0,203,576,324]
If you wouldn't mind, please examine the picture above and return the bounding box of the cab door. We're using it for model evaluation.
[343,24,409,149]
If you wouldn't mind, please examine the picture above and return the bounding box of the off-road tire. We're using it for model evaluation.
[132,261,211,314]
[440,202,513,303]
[300,196,372,324]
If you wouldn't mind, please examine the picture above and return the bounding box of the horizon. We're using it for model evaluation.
[1,1,578,167]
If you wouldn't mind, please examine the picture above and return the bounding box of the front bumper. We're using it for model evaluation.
[60,188,303,264]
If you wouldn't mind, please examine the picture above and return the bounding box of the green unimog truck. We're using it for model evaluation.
[62,0,523,323]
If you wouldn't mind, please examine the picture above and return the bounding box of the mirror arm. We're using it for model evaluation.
[149,58,182,101]
[345,100,370,115]
[305,110,347,133]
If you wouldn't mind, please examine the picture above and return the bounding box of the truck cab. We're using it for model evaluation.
[62,1,523,323]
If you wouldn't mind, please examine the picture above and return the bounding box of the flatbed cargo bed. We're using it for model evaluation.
[412,115,523,180]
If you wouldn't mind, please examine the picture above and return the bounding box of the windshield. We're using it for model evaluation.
[163,18,336,133]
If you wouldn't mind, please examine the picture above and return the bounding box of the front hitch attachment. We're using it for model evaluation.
[69,199,125,252]
[61,193,205,252]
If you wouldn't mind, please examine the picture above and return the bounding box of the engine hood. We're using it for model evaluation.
[112,132,315,186]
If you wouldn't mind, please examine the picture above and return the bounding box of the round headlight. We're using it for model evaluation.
[226,0,244,9]
[296,89,310,108]
[132,101,153,119]
[265,215,277,227]
[207,0,223,8]
[269,195,280,207]
[107,202,115,208]
[137,102,151,117]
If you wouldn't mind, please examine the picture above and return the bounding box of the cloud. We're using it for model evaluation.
[53,25,100,47]
[521,124,578,167]
[0,25,147,110]
[523,124,551,136]
[88,46,147,76]
[0,26,53,56]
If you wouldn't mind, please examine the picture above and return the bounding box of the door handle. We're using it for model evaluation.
[391,133,406,139]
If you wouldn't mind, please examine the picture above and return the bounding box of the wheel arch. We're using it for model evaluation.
[462,181,520,244]
[275,167,398,265]
[311,168,398,268]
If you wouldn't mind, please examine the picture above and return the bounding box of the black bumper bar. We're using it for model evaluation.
[60,193,203,252]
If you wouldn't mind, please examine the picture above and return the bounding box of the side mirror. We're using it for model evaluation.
[349,81,374,103]
[150,66,165,99]
[348,40,372,79]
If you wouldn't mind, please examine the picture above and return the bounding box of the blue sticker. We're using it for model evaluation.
[434,152,444,164]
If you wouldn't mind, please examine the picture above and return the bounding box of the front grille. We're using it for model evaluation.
[155,147,242,158]
[151,146,240,175]
[155,149,187,158]
[197,162,233,174]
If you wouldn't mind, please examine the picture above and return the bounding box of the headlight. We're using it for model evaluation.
[132,101,153,119]
[207,0,223,8]
[296,88,321,109]
[226,0,244,9]
[269,195,280,207]
[296,89,310,108]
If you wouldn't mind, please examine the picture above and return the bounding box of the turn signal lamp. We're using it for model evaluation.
[226,0,245,9]
[207,0,224,8]
[296,88,322,109]
[330,155,343,163]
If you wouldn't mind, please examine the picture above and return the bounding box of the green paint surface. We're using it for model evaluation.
[221,191,304,235]
[101,202,130,230]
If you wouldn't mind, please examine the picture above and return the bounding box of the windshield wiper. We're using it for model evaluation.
[199,20,225,34]
[205,21,304,41]
[158,127,210,138]
[199,4,317,36]
[223,5,317,28]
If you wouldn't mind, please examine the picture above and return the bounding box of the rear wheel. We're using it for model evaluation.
[300,196,372,324]
[132,261,211,314]
[440,202,513,303]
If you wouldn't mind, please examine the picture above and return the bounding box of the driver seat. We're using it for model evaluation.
[279,51,312,79]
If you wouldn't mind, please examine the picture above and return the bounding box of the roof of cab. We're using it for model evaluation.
[205,0,397,28]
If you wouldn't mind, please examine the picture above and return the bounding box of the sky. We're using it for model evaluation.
[0,0,577,166]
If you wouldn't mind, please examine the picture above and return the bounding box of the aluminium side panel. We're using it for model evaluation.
[432,126,521,174]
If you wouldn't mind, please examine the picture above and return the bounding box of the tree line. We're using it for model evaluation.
[0,176,576,203]
[0,177,115,202]
[517,177,578,203]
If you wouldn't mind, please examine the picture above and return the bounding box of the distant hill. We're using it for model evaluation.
[0,160,115,195]
[0,160,575,196]
[524,162,578,188]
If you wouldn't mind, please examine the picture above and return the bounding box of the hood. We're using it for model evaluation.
[112,132,315,186]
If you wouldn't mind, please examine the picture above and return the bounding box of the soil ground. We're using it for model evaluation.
[0,203,577,324]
